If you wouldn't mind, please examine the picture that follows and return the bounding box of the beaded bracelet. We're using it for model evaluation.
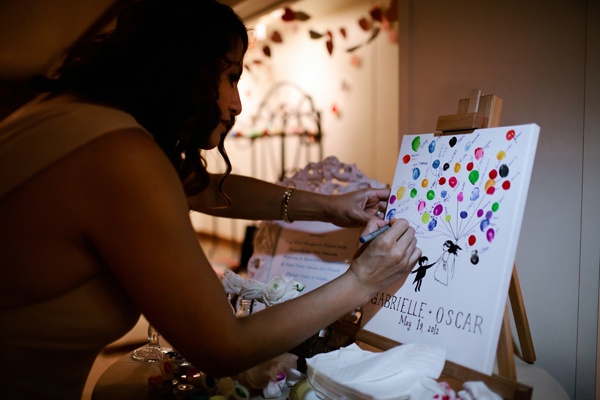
[281,186,294,223]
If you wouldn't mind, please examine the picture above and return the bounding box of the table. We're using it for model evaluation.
[92,350,290,400]
[92,349,569,400]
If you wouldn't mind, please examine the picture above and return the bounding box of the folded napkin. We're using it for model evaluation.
[306,343,446,400]
[458,381,502,400]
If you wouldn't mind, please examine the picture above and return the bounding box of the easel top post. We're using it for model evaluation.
[436,88,503,134]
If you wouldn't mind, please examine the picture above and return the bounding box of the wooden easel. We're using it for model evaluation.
[436,89,536,381]
[329,89,536,399]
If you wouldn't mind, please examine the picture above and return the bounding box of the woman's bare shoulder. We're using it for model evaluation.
[68,127,188,218]
[0,127,183,308]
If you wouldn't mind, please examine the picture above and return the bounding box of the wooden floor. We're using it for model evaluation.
[81,233,242,400]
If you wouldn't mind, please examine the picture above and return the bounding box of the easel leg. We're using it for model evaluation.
[497,302,517,381]
[509,264,536,363]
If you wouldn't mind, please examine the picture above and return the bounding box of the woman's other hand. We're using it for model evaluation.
[325,187,390,228]
[347,217,421,300]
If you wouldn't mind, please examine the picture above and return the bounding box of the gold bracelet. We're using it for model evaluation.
[281,186,294,223]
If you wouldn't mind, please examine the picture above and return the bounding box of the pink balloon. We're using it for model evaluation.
[457,192,464,202]
[418,201,426,212]
[474,147,484,160]
[433,204,443,216]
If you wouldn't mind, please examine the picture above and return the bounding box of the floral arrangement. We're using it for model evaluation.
[221,271,305,307]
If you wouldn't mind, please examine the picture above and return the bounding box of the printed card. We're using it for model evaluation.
[265,221,362,293]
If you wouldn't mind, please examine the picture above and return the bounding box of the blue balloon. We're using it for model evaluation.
[480,219,490,231]
[429,140,436,153]
[465,141,472,151]
[432,160,440,169]
[470,187,480,201]
[428,218,437,231]
[387,209,396,220]
[412,168,420,180]
[441,190,447,198]
[460,211,468,219]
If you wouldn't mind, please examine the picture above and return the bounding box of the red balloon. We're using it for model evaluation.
[467,162,474,171]
[489,169,497,179]
[449,176,458,188]
[403,155,411,164]
[487,186,495,195]
[439,177,446,185]
[469,235,476,246]
[506,130,515,140]
[502,181,511,190]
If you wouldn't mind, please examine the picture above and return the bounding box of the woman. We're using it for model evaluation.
[0,0,421,398]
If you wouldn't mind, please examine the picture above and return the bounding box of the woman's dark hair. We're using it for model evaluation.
[31,0,248,200]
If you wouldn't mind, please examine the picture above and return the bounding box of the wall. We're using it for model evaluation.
[191,0,400,241]
[396,0,599,398]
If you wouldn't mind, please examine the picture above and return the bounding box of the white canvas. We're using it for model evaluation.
[361,124,540,374]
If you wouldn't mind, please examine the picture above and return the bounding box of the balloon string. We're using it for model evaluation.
[438,217,455,239]
[457,190,487,238]
[459,217,488,241]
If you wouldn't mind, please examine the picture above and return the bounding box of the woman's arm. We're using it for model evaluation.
[189,173,390,227]
[78,129,418,376]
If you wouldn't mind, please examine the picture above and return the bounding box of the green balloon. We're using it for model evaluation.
[422,213,430,223]
[445,215,451,222]
[492,202,499,212]
[468,170,480,184]
[427,190,435,200]
[410,188,417,198]
[412,136,421,152]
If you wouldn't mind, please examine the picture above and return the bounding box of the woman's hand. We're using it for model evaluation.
[324,187,390,228]
[347,217,421,300]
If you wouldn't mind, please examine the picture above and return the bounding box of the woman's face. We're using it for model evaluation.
[205,38,244,149]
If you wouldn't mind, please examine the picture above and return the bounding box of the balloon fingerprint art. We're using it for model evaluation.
[385,129,524,292]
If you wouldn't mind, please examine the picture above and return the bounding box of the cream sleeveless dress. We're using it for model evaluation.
[0,100,147,399]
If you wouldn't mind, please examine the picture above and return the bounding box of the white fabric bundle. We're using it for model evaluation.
[458,381,503,400]
[306,343,446,400]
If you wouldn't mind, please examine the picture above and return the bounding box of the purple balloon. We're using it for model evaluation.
[477,209,483,218]
[487,228,495,242]
[433,204,443,216]
[486,211,493,220]
[390,195,396,204]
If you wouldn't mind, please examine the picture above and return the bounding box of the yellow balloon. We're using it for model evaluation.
[454,163,461,173]
[497,151,506,160]
[485,179,496,191]
[422,213,430,223]
[421,179,429,188]
[397,186,406,200]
